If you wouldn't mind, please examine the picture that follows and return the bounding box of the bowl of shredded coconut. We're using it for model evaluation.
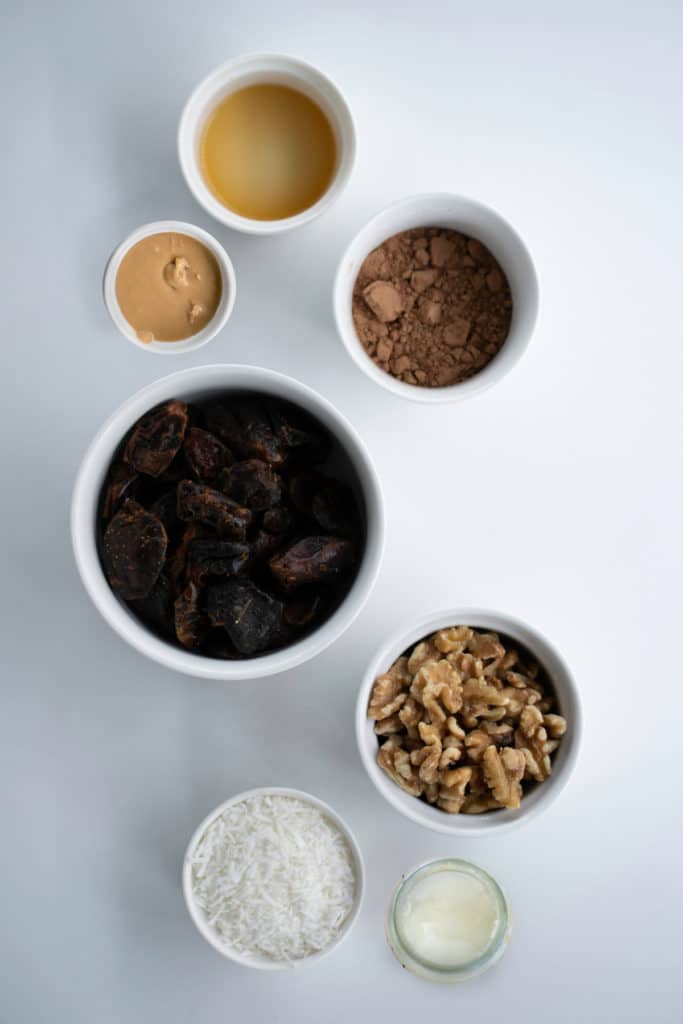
[182,787,364,968]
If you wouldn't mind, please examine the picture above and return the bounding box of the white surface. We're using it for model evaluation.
[71,364,384,679]
[356,608,581,835]
[2,1,682,1021]
[334,193,538,402]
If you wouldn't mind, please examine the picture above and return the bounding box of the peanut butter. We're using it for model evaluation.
[115,232,222,343]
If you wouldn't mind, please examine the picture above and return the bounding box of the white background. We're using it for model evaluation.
[2,1,682,1021]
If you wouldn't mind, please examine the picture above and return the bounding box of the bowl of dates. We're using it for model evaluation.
[72,365,384,679]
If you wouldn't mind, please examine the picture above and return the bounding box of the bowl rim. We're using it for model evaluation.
[71,364,385,680]
[333,192,539,404]
[355,606,581,835]
[182,785,365,969]
[102,219,237,354]
[177,52,357,235]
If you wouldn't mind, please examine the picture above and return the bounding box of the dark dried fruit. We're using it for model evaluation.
[268,403,330,465]
[290,473,359,536]
[174,582,208,650]
[184,427,231,483]
[218,459,283,511]
[249,529,285,565]
[186,538,249,583]
[262,503,293,535]
[207,580,284,655]
[284,589,324,628]
[131,572,174,637]
[168,524,200,592]
[177,480,251,539]
[203,631,240,660]
[311,477,360,536]
[99,392,363,659]
[124,400,189,478]
[149,489,182,543]
[101,463,140,520]
[269,536,355,591]
[205,400,285,465]
[235,399,286,465]
[102,500,167,600]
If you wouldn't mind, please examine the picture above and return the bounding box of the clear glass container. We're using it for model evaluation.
[385,858,511,983]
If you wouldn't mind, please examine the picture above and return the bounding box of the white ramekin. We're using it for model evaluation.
[103,220,236,354]
[356,608,581,836]
[182,786,365,969]
[334,194,539,403]
[71,364,384,680]
[178,53,356,235]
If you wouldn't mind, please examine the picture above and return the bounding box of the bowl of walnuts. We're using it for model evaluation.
[355,608,581,835]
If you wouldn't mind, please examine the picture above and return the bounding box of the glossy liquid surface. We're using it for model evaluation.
[200,84,337,221]
[395,869,500,968]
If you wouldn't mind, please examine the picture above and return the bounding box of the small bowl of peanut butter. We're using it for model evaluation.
[103,220,236,354]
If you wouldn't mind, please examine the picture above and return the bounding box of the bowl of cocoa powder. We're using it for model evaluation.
[334,194,538,402]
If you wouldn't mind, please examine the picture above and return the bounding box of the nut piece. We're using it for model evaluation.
[483,746,526,809]
[434,625,472,653]
[462,794,504,814]
[411,659,463,722]
[367,656,410,720]
[437,766,472,813]
[515,705,553,781]
[407,639,440,675]
[377,739,422,797]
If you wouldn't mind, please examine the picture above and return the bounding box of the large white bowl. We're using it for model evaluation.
[334,194,539,403]
[178,54,356,235]
[182,786,365,969]
[71,365,384,680]
[356,608,581,835]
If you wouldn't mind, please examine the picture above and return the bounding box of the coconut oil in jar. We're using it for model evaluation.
[386,859,511,983]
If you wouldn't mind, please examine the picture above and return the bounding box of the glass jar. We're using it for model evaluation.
[385,858,511,983]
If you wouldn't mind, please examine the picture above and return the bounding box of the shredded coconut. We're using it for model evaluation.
[190,794,357,962]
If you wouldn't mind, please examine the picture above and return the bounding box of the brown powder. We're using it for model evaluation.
[351,227,513,388]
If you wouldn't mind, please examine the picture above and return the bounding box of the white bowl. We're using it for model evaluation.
[71,364,384,680]
[103,220,236,354]
[182,786,365,969]
[334,194,539,403]
[178,53,356,235]
[355,608,581,835]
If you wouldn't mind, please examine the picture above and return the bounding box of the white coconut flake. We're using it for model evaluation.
[190,794,357,962]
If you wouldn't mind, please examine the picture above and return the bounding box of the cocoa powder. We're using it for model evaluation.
[352,227,513,388]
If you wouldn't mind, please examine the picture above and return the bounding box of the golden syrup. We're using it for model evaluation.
[200,84,337,221]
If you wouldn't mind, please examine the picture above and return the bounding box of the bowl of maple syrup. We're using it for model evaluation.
[178,53,356,235]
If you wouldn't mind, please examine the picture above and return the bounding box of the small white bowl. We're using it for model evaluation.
[103,220,236,354]
[178,53,356,235]
[334,194,539,403]
[356,608,581,836]
[182,786,365,969]
[71,364,384,680]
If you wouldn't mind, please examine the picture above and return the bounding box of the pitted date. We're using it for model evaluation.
[124,400,188,478]
[177,480,251,539]
[102,499,167,600]
[269,536,355,590]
